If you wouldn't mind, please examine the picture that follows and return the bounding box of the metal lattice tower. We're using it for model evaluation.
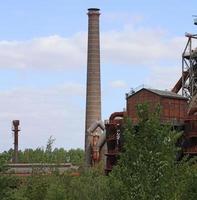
[182,33,197,99]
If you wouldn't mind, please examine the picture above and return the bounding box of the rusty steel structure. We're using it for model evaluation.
[181,33,197,155]
[105,89,189,172]
[105,112,124,174]
[85,8,102,166]
[171,33,197,155]
[182,33,197,100]
[12,120,20,163]
[104,32,197,172]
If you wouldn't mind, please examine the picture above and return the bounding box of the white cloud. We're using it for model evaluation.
[0,83,85,151]
[0,25,186,70]
[101,27,186,66]
[110,80,127,89]
[0,33,87,69]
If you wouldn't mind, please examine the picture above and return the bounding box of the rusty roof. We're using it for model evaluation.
[127,88,188,100]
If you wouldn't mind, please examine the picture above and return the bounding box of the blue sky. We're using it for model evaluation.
[0,0,197,151]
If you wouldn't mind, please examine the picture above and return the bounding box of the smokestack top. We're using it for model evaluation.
[88,8,100,11]
[13,120,20,126]
[88,8,100,14]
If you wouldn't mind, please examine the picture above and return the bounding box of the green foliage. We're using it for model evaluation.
[0,138,84,200]
[0,153,10,172]
[0,169,108,200]
[109,103,197,200]
[67,167,108,200]
[0,175,21,200]
[24,175,50,200]
[180,164,197,200]
[44,180,66,200]
[0,137,84,166]
[66,148,85,165]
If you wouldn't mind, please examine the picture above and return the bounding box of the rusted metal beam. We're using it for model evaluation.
[171,71,189,93]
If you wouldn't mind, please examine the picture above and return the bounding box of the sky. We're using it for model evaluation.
[0,0,197,151]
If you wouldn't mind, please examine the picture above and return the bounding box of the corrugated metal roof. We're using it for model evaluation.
[147,88,188,99]
[127,88,188,100]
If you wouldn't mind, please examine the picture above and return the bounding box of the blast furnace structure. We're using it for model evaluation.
[84,9,197,170]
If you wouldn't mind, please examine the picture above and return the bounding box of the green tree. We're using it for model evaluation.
[67,167,108,200]
[108,103,194,200]
[24,175,49,200]
[0,175,21,200]
[66,148,84,165]
[180,163,197,200]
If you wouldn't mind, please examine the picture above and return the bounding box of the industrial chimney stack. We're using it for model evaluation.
[12,120,20,163]
[85,8,101,165]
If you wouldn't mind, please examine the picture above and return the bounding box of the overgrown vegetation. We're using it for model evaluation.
[108,104,197,200]
[0,104,196,199]
[1,137,84,165]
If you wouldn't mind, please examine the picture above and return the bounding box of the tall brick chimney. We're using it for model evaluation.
[85,8,101,166]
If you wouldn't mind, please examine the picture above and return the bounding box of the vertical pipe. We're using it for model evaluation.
[85,8,101,166]
[12,120,20,163]
[182,56,184,96]
[189,38,193,97]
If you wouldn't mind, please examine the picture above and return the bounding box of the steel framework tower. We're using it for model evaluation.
[182,33,197,99]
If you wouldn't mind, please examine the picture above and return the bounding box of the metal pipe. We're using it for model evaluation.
[109,112,124,123]
[12,120,20,163]
[88,120,106,165]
